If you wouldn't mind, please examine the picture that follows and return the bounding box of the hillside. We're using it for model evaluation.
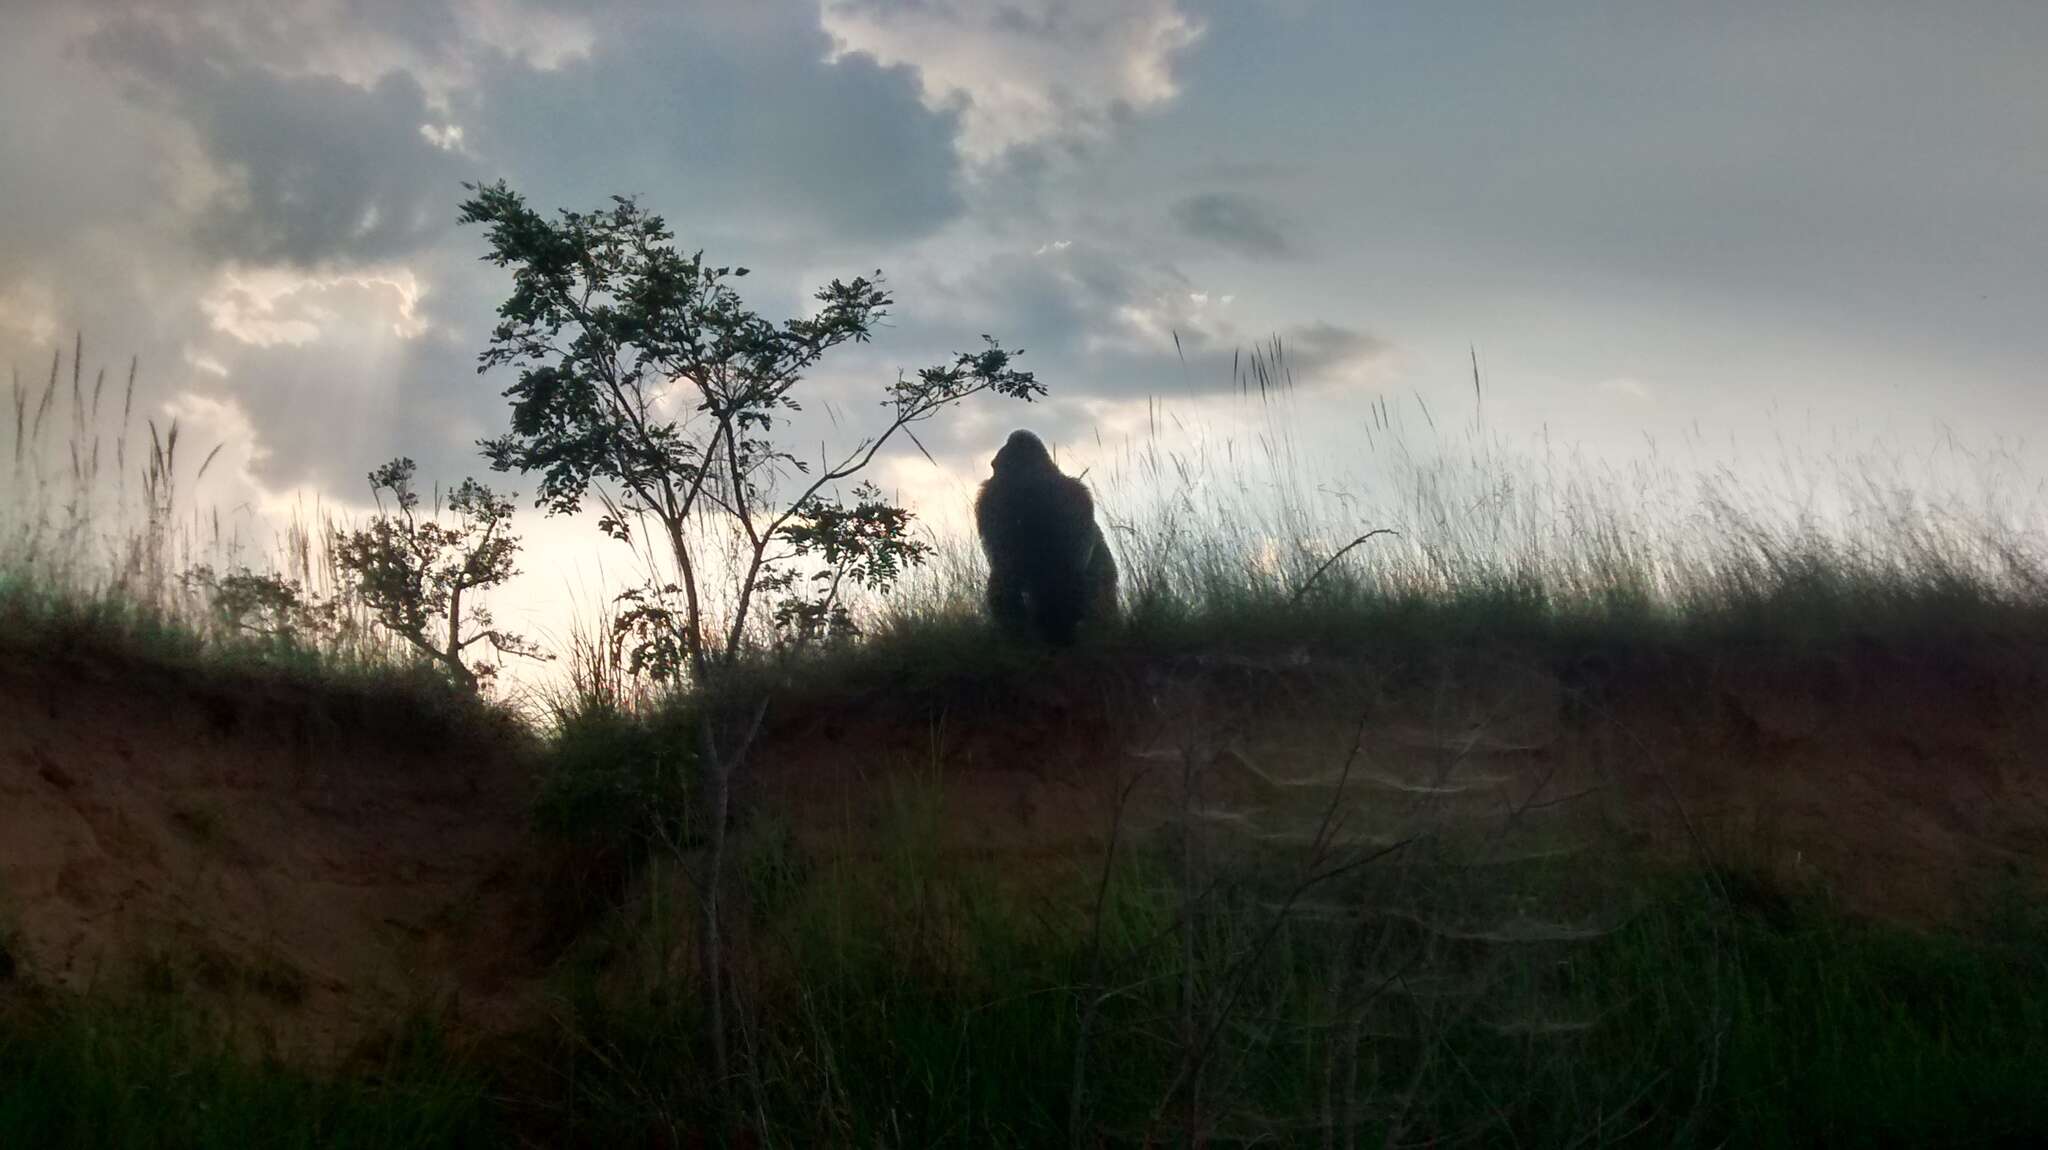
[744,632,2048,924]
[4,617,2047,1143]
[0,644,544,1058]
[7,624,2047,1019]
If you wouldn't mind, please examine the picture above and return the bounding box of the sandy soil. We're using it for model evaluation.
[0,652,543,1057]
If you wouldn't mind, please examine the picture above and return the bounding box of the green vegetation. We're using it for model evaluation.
[5,843,2044,1146]
[573,874,2047,1146]
[506,670,2048,1146]
[330,457,543,692]
[1,338,527,725]
[0,998,496,1149]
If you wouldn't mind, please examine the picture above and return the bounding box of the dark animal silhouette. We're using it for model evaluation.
[975,430,1119,643]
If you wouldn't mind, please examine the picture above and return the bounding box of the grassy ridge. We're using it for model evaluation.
[0,997,495,1149]
[10,337,2047,702]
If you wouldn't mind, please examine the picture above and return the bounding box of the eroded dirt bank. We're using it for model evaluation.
[744,639,2048,925]
[0,652,544,1057]
[3,633,2045,1058]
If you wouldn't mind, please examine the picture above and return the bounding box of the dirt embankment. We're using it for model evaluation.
[745,640,2048,924]
[0,652,544,1057]
[2,635,2045,1057]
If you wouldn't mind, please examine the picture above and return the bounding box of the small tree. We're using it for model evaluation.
[459,181,1042,1093]
[332,456,542,690]
[183,565,334,644]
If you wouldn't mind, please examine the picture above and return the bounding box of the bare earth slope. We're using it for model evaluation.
[744,640,2048,925]
[0,651,541,1057]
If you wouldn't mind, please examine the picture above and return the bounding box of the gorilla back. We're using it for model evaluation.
[975,430,1118,644]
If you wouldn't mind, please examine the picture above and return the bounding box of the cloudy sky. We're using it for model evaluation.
[5,1,2046,646]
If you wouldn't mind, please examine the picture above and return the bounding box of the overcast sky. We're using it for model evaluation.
[5,1,2046,648]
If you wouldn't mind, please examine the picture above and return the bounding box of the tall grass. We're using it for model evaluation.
[16,330,2040,700]
[7,334,168,596]
[1085,342,2048,639]
[730,338,2048,715]
[0,338,491,695]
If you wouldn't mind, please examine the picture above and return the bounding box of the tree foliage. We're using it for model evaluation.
[458,180,1042,684]
[331,456,541,690]
[182,566,334,644]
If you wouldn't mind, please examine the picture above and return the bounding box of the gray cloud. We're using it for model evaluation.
[467,3,964,249]
[821,0,1201,161]
[1172,191,1293,259]
[0,0,980,500]
[1275,321,1388,381]
[824,238,1390,474]
[13,0,2044,549]
[87,17,470,267]
[74,2,967,269]
[890,245,1214,393]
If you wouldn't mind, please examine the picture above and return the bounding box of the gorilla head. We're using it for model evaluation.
[991,428,1056,477]
[974,429,1118,644]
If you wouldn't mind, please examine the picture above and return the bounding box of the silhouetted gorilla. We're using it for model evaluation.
[975,430,1119,644]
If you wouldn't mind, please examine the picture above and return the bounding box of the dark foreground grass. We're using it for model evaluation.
[523,854,2048,1148]
[8,861,2043,1148]
[0,998,497,1149]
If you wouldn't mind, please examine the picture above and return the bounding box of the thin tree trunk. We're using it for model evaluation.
[696,693,770,1118]
[445,583,469,688]
[697,716,731,1098]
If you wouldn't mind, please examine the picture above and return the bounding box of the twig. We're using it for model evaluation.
[1291,529,1399,604]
